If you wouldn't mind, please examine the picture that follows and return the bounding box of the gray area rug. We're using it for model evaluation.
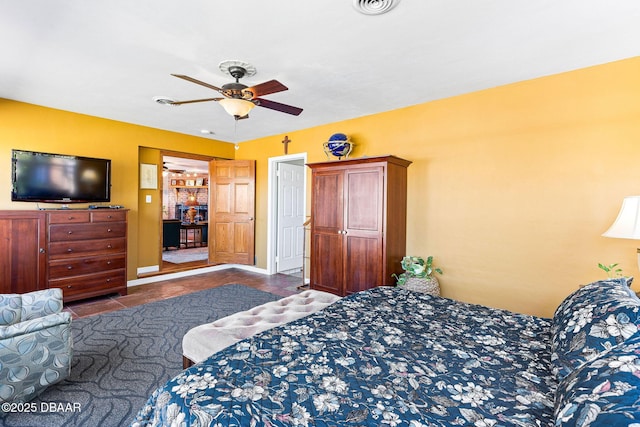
[0,284,281,427]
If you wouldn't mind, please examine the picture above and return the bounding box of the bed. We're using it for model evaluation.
[131,278,640,426]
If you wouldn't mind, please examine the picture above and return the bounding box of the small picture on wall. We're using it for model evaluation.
[195,178,204,186]
[140,163,158,189]
[171,179,177,186]
[177,179,185,186]
[186,179,195,186]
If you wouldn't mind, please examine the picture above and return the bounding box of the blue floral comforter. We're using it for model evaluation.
[131,287,556,427]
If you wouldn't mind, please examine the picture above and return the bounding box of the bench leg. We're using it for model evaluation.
[183,355,194,369]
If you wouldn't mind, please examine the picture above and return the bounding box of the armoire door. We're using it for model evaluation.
[310,168,344,295]
[342,166,384,294]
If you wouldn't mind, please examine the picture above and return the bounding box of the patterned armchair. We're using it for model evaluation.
[0,288,72,403]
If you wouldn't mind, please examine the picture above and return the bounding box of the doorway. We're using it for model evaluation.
[161,153,210,272]
[267,153,307,276]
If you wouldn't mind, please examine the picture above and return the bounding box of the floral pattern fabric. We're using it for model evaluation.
[132,287,556,427]
[550,278,640,381]
[554,334,640,426]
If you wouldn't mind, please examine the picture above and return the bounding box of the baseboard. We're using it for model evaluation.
[127,264,269,288]
[137,265,160,275]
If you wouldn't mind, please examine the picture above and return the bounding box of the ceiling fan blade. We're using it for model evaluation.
[171,74,225,94]
[244,80,288,98]
[255,98,303,116]
[170,97,223,105]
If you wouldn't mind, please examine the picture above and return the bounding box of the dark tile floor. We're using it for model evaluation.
[64,268,305,319]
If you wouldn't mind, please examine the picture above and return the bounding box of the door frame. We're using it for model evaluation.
[159,150,218,271]
[266,152,308,274]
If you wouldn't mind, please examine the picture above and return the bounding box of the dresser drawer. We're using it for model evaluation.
[48,237,126,259]
[49,222,126,242]
[48,254,126,279]
[48,211,91,224]
[91,210,127,223]
[50,269,126,301]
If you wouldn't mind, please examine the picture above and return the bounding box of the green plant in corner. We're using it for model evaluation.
[598,262,623,278]
[393,255,443,286]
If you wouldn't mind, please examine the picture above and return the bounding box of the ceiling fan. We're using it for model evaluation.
[162,162,185,174]
[167,63,303,120]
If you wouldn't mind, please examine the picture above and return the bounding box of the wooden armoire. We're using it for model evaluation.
[307,155,411,296]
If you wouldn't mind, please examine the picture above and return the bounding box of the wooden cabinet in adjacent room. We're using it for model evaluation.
[307,155,412,296]
[47,210,128,302]
[0,211,47,294]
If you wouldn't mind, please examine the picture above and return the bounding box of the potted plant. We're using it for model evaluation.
[393,255,443,295]
[597,262,623,278]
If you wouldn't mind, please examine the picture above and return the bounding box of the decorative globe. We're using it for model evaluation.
[323,133,353,159]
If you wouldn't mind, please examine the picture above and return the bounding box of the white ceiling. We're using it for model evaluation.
[163,155,208,174]
[1,1,639,144]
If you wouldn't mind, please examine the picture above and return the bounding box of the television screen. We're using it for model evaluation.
[11,150,111,203]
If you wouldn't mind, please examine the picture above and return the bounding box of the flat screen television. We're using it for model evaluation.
[11,149,111,204]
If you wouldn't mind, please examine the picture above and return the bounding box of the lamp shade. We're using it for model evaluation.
[218,98,255,118]
[602,196,640,239]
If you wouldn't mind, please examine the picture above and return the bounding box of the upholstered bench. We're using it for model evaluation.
[182,289,341,368]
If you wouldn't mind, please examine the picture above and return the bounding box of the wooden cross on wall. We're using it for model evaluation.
[282,135,291,154]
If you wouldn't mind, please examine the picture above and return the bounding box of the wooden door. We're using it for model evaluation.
[309,168,344,295]
[209,160,256,264]
[343,166,384,294]
[0,211,46,294]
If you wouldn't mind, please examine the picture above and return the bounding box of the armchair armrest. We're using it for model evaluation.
[0,312,71,341]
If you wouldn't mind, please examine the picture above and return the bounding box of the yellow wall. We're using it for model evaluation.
[240,57,640,317]
[2,57,640,317]
[0,100,234,279]
[137,147,163,268]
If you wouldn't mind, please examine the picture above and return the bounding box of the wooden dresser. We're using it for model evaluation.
[47,210,128,302]
[307,155,411,297]
[0,209,128,302]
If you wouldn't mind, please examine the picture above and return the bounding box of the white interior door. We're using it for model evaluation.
[276,162,305,272]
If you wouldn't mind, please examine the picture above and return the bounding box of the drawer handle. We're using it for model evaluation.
[67,248,73,253]
[106,278,111,283]
[67,266,73,270]
[107,215,112,219]
[107,244,113,249]
[107,261,112,265]
[67,285,72,289]
[107,228,112,232]
[67,231,73,235]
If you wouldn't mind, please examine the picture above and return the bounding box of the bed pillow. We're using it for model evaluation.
[551,277,640,380]
[554,334,640,426]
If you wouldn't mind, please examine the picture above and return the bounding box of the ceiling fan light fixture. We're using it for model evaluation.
[353,0,399,15]
[218,98,255,118]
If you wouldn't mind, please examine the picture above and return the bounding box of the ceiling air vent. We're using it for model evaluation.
[353,0,399,15]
